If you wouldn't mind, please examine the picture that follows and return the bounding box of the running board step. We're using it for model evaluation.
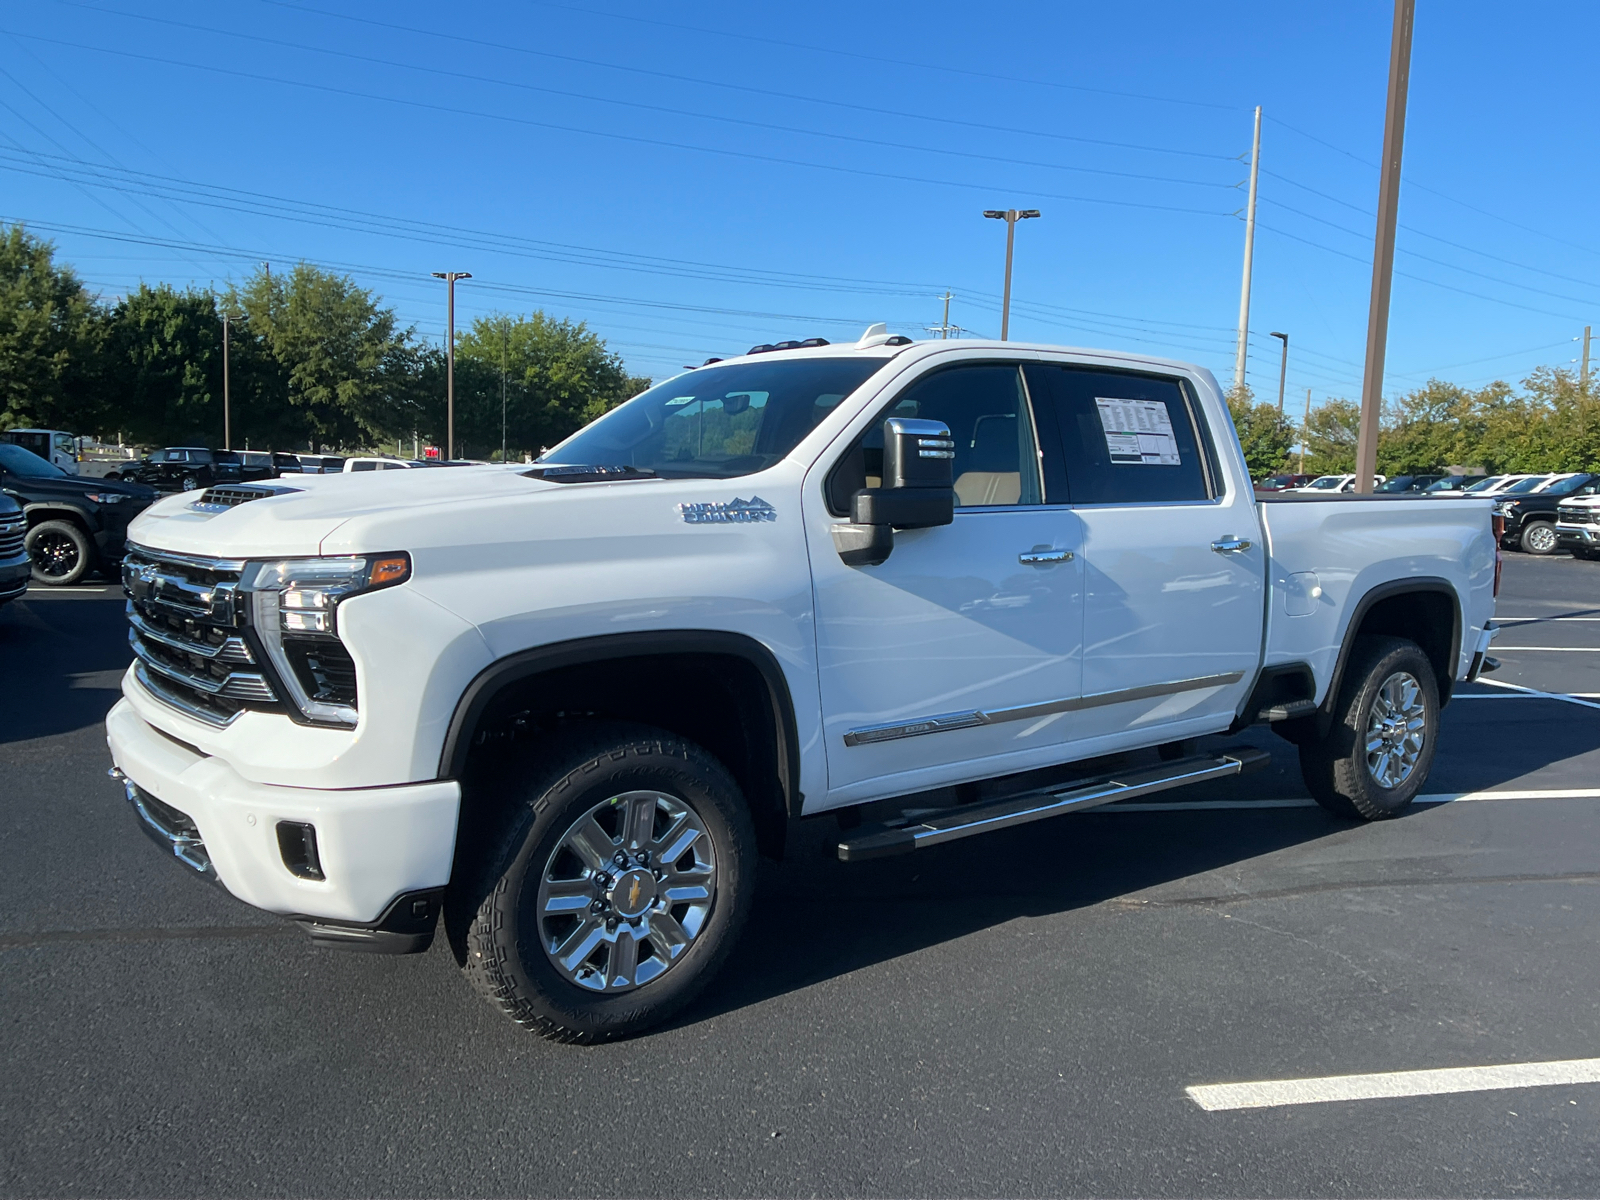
[1258,698,1317,722]
[836,747,1272,862]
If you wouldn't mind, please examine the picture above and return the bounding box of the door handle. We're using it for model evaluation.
[1018,548,1073,565]
[1211,537,1252,553]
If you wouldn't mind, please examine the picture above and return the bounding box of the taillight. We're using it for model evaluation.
[1492,513,1503,597]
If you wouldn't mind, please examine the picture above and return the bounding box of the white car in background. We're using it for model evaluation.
[344,457,421,472]
[1461,474,1543,497]
[1295,474,1387,493]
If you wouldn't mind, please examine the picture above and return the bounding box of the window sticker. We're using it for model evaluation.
[1094,397,1181,466]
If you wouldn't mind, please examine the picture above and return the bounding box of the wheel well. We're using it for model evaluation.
[1355,590,1456,687]
[452,645,796,860]
[24,506,92,534]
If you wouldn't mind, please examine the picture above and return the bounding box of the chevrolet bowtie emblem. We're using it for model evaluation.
[628,877,642,909]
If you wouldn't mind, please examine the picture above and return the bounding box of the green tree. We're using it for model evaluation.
[226,263,416,450]
[1303,397,1362,474]
[0,223,104,432]
[1225,382,1295,479]
[454,312,648,458]
[100,284,224,445]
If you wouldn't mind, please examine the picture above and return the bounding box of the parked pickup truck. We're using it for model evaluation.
[106,330,1499,1042]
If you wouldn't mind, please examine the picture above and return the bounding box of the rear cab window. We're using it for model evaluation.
[1023,364,1216,505]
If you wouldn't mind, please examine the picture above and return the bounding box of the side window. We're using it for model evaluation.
[827,364,1044,514]
[351,460,376,471]
[1025,365,1213,505]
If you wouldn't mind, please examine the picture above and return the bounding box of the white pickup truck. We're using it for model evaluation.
[107,329,1499,1041]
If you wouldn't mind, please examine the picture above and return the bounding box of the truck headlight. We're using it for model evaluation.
[241,553,410,727]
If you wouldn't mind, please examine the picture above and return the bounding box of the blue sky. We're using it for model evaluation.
[3,0,1597,414]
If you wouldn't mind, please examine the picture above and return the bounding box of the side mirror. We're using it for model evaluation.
[831,417,956,567]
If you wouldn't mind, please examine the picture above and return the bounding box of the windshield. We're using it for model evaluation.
[1503,476,1550,494]
[1305,476,1344,489]
[1375,477,1414,492]
[543,357,887,479]
[1463,476,1504,492]
[0,442,66,477]
[1537,475,1590,496]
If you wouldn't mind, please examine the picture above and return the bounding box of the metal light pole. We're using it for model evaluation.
[220,310,248,451]
[1354,0,1415,493]
[1234,106,1263,393]
[500,317,510,464]
[1269,331,1289,412]
[1581,325,1592,394]
[432,271,472,460]
[1301,387,1311,475]
[983,209,1040,340]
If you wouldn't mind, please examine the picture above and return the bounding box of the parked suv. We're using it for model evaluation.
[1255,473,1313,492]
[0,442,158,584]
[0,493,29,605]
[214,450,277,483]
[1376,474,1444,493]
[1500,473,1600,554]
[129,447,239,493]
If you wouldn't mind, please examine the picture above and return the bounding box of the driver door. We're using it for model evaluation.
[805,361,1084,804]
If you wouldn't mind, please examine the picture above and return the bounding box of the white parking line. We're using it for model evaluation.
[1103,788,1600,813]
[1496,615,1600,621]
[1187,1058,1600,1111]
[1493,646,1600,652]
[1474,677,1600,711]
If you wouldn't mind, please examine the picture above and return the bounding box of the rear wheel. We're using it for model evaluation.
[1520,521,1558,555]
[180,473,199,492]
[26,519,93,586]
[1299,636,1439,820]
[448,722,756,1043]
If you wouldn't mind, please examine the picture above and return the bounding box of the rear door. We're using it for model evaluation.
[1024,363,1262,749]
[807,360,1084,803]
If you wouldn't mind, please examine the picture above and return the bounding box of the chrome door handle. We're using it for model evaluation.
[1211,537,1252,553]
[1018,548,1073,565]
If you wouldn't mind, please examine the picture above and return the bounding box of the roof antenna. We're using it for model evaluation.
[856,323,888,345]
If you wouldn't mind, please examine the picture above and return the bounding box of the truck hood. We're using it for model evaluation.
[127,466,562,559]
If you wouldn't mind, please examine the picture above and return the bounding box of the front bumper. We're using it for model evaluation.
[0,551,29,600]
[1556,523,1596,547]
[106,698,461,929]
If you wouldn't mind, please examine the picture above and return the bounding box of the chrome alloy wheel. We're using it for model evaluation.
[1365,671,1427,789]
[534,790,717,993]
[1526,524,1558,553]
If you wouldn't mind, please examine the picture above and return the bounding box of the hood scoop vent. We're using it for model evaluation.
[190,484,303,512]
[523,464,657,485]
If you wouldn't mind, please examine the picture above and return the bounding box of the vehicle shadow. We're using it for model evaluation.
[678,695,1600,1028]
[0,591,132,744]
[682,799,1351,1028]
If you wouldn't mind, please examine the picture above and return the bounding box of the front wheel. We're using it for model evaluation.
[1299,636,1439,820]
[448,723,756,1043]
[1520,521,1558,555]
[26,519,94,585]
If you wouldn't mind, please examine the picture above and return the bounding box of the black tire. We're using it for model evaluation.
[447,722,756,1043]
[26,519,94,586]
[1519,521,1558,555]
[1299,636,1439,820]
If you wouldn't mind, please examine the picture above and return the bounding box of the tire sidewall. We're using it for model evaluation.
[471,729,755,1039]
[1520,522,1557,555]
[1332,638,1440,817]
[26,521,92,585]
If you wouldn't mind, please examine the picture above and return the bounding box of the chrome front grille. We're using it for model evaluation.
[0,515,23,560]
[123,543,278,726]
[1557,505,1597,526]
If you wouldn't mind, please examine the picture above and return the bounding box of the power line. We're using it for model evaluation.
[35,7,1241,194]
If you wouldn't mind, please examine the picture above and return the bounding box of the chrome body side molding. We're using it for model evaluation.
[842,671,1245,747]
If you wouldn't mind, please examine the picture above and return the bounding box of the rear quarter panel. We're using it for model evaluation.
[1259,496,1496,703]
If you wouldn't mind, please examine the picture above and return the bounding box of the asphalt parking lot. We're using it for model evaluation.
[3,553,1599,1198]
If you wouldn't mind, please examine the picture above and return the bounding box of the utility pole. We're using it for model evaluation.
[1582,325,1592,393]
[926,292,963,340]
[220,310,247,451]
[1233,106,1262,394]
[1354,0,1415,494]
[500,317,509,464]
[941,291,952,338]
[1269,331,1289,412]
[1301,387,1311,475]
[432,271,472,460]
[983,209,1040,340]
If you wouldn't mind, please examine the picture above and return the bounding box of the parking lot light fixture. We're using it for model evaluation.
[432,272,472,459]
[983,209,1040,341]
